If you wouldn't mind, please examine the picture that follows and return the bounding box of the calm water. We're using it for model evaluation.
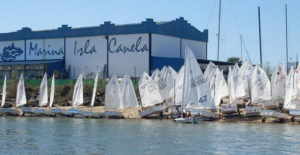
[0,117,300,154]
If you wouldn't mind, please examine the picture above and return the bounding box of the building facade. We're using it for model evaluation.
[0,17,208,79]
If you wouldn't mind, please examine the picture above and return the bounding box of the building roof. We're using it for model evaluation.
[0,17,208,42]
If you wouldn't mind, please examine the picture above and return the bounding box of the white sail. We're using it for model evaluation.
[294,64,300,99]
[90,71,98,107]
[39,73,48,106]
[182,47,215,110]
[168,66,178,80]
[204,61,217,83]
[271,65,287,100]
[105,75,122,109]
[1,75,6,107]
[49,74,55,107]
[16,74,26,107]
[238,60,253,98]
[120,74,139,108]
[251,65,272,104]
[284,68,297,109]
[72,74,84,107]
[175,66,184,105]
[138,72,163,107]
[160,67,175,101]
[213,69,229,107]
[228,64,245,103]
[160,66,168,77]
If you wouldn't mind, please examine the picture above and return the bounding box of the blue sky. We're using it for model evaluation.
[0,0,298,67]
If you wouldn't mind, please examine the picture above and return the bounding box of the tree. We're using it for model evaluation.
[263,62,274,79]
[227,57,241,63]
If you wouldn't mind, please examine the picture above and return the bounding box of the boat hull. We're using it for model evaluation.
[0,108,20,116]
[174,117,198,123]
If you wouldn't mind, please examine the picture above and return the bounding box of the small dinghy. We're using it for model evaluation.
[174,117,199,124]
[221,65,240,115]
[48,74,72,117]
[138,72,164,117]
[284,65,300,122]
[30,73,54,116]
[174,47,215,123]
[105,75,123,118]
[260,110,290,123]
[69,74,90,117]
[0,75,20,116]
[261,65,290,122]
[15,74,27,116]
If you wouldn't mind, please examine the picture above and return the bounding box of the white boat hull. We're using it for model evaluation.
[245,106,261,116]
[289,109,300,116]
[189,109,216,118]
[139,104,166,118]
[221,104,237,114]
[260,100,279,110]
[260,110,289,119]
[174,117,198,123]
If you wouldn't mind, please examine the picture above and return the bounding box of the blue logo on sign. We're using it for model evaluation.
[108,36,148,54]
[0,43,23,61]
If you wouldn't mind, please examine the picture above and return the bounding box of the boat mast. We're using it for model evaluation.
[240,35,243,62]
[258,6,263,67]
[217,0,222,61]
[285,4,289,71]
[181,46,188,118]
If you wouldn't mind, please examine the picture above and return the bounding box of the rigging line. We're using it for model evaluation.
[204,0,217,28]
[242,37,252,64]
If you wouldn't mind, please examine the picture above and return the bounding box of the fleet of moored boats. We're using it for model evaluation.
[0,47,300,124]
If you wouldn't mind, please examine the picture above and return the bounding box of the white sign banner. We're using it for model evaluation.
[26,38,64,60]
[66,36,107,78]
[0,40,25,61]
[108,34,149,77]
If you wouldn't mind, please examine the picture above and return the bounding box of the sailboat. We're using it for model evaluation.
[286,65,300,119]
[175,66,184,106]
[221,65,240,114]
[30,73,53,116]
[104,75,123,118]
[211,68,228,107]
[174,47,216,123]
[0,75,19,115]
[50,74,73,117]
[138,72,165,117]
[261,67,291,122]
[69,74,88,117]
[120,74,139,108]
[271,65,287,102]
[90,71,98,107]
[6,74,26,116]
[204,61,218,84]
[28,73,52,116]
[238,60,253,99]
[1,75,6,108]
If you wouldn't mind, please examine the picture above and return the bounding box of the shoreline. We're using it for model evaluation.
[1,106,299,124]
